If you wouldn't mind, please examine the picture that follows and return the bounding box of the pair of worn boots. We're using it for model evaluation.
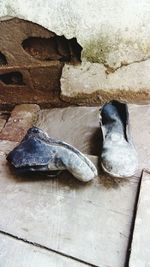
[7,100,138,182]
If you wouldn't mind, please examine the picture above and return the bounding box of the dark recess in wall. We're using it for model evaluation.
[22,36,82,64]
[0,52,7,65]
[0,18,83,107]
[0,72,25,85]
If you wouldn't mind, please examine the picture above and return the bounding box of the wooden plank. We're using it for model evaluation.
[0,233,89,267]
[0,140,139,267]
[129,171,150,267]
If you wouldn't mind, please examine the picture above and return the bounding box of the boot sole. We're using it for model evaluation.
[101,162,135,178]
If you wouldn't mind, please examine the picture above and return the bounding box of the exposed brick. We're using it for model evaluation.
[0,104,40,142]
[0,119,6,132]
[0,64,66,107]
[0,18,81,108]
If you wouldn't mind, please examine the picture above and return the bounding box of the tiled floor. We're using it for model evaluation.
[0,104,149,267]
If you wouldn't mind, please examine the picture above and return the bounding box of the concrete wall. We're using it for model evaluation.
[0,0,150,70]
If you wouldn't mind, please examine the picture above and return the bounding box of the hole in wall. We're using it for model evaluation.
[0,52,7,65]
[0,72,25,85]
[22,36,82,64]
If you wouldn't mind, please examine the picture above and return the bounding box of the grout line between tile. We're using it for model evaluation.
[124,169,144,267]
[0,229,99,267]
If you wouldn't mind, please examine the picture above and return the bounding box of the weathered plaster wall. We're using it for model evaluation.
[1,0,150,105]
[0,0,150,70]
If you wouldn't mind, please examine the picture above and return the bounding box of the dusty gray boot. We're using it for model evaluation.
[7,127,97,182]
[100,100,138,178]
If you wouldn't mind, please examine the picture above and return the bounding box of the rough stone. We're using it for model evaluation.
[61,61,150,105]
[0,104,40,141]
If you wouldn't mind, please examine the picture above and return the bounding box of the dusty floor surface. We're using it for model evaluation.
[0,104,149,267]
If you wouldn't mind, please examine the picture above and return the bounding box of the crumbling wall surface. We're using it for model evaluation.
[0,17,82,107]
[0,0,150,106]
[1,0,150,70]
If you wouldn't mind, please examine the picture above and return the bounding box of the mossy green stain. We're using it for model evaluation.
[82,35,120,64]
[82,35,150,64]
